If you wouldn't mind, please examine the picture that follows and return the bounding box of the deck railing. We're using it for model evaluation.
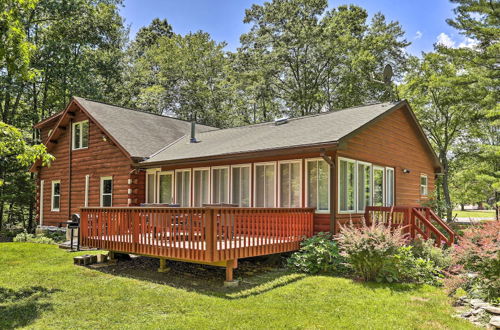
[364,206,455,246]
[80,207,315,263]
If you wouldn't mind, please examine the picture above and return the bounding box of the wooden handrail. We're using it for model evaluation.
[411,208,449,246]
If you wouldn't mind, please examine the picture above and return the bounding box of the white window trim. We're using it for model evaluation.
[51,180,60,212]
[278,160,302,208]
[386,167,395,206]
[175,169,192,206]
[211,166,230,204]
[420,174,428,196]
[100,176,113,207]
[230,164,252,207]
[356,160,372,213]
[72,120,89,150]
[338,157,356,214]
[193,167,211,206]
[253,162,277,208]
[84,175,90,207]
[305,158,330,213]
[372,165,386,207]
[157,171,175,204]
[145,168,160,203]
[40,180,44,224]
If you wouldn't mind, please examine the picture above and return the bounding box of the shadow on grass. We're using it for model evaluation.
[359,280,424,293]
[0,286,61,329]
[87,255,306,299]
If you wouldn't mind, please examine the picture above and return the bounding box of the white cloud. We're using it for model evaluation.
[414,31,423,40]
[436,32,455,47]
[458,37,479,49]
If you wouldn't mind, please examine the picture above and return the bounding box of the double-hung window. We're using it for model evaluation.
[51,180,61,211]
[146,169,158,203]
[420,174,428,196]
[279,161,302,208]
[72,120,89,150]
[357,162,372,212]
[306,159,329,212]
[175,170,191,207]
[339,158,356,212]
[255,163,276,207]
[158,171,174,204]
[373,166,385,206]
[212,167,229,204]
[386,167,395,206]
[100,177,113,207]
[231,165,251,207]
[193,168,210,206]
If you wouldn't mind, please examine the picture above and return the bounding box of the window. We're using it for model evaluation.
[158,172,174,204]
[373,166,385,206]
[100,177,112,207]
[175,170,191,206]
[72,120,89,150]
[339,158,356,212]
[386,168,395,206]
[357,162,372,212]
[231,165,251,207]
[307,159,329,212]
[212,167,229,204]
[146,170,157,203]
[279,161,301,208]
[255,163,276,207]
[420,174,428,196]
[84,175,90,207]
[193,169,210,206]
[51,180,60,211]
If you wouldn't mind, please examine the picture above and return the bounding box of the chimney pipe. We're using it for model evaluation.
[190,121,197,143]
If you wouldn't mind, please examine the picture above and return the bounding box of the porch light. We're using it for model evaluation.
[402,168,411,174]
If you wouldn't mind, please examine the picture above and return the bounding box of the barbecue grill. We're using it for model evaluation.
[65,213,80,251]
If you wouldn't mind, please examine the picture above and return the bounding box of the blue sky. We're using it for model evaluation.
[120,0,470,56]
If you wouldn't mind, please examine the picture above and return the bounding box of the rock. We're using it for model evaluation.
[490,316,500,328]
[484,306,500,315]
[461,311,472,318]
[471,299,489,309]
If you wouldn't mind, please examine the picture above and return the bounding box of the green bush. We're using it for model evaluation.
[385,246,441,285]
[43,230,66,243]
[411,238,452,269]
[287,233,347,274]
[13,231,55,245]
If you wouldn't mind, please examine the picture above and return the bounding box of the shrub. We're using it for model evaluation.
[387,246,441,285]
[411,238,452,269]
[13,231,55,245]
[337,220,407,282]
[287,233,347,274]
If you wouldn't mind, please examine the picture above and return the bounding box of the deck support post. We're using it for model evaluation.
[158,258,169,273]
[224,259,238,287]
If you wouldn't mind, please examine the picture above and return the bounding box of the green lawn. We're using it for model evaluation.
[453,209,496,219]
[0,243,473,329]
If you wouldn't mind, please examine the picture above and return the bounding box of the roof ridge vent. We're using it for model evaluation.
[274,117,289,126]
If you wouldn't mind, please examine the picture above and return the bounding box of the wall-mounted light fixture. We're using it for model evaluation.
[402,168,411,174]
[102,135,107,142]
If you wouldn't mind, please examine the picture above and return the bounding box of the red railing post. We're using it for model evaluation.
[205,208,216,262]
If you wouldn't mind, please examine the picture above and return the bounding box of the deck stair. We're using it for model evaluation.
[364,206,456,246]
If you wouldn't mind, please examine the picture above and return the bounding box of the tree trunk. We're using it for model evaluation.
[460,203,465,211]
[439,151,453,222]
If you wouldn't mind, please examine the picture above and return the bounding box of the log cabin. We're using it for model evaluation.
[31,96,455,283]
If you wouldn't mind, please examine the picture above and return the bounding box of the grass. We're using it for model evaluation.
[453,209,495,219]
[0,243,474,329]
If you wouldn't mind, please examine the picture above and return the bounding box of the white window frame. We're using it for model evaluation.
[253,162,277,208]
[100,176,113,207]
[230,164,252,207]
[306,158,330,213]
[145,168,160,203]
[193,167,211,206]
[420,174,428,196]
[211,166,230,204]
[51,180,61,212]
[84,175,90,207]
[40,180,45,224]
[175,169,191,207]
[157,171,175,204]
[356,160,372,213]
[72,120,89,150]
[386,167,395,206]
[338,157,357,214]
[372,165,386,207]
[278,160,302,208]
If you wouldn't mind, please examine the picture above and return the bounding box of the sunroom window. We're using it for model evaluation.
[212,167,229,204]
[158,172,174,204]
[146,172,156,203]
[280,161,301,208]
[357,162,371,212]
[72,120,89,150]
[306,159,329,212]
[193,169,209,207]
[339,159,355,212]
[255,163,275,207]
[386,168,395,206]
[232,165,250,207]
[175,170,191,207]
[373,166,385,206]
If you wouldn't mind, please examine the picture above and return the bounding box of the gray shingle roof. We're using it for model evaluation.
[143,101,403,164]
[74,97,216,158]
